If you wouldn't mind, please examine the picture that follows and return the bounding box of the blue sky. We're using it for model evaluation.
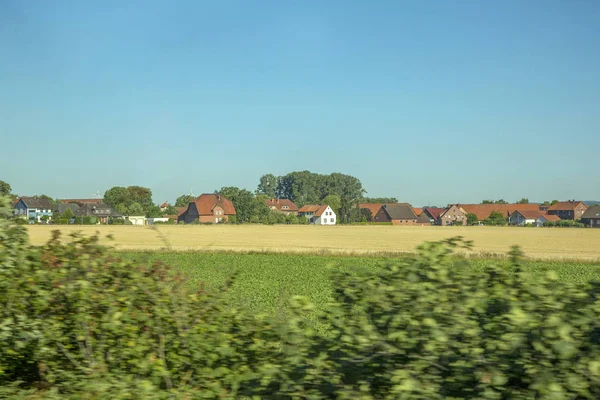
[1,0,598,206]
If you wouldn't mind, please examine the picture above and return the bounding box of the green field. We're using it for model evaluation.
[120,251,600,332]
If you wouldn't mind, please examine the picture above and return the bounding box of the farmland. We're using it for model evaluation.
[27,224,600,260]
[119,250,600,332]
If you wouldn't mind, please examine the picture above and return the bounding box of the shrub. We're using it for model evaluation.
[2,195,600,398]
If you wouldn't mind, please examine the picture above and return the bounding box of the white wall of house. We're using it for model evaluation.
[126,216,146,225]
[314,206,336,225]
[146,217,170,225]
[509,213,536,226]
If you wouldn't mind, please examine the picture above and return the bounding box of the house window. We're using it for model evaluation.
[323,218,327,223]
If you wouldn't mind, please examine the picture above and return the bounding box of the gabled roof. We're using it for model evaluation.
[510,210,545,220]
[160,202,169,208]
[192,194,236,216]
[416,213,431,224]
[382,203,417,220]
[412,207,423,216]
[266,198,298,212]
[423,207,444,220]
[298,204,330,217]
[459,204,541,221]
[581,205,600,219]
[359,203,384,218]
[542,214,561,222]
[17,197,54,210]
[548,201,587,211]
[439,204,467,218]
[176,207,187,217]
[56,203,80,214]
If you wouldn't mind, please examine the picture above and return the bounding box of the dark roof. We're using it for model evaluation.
[416,213,431,224]
[59,198,103,204]
[17,197,54,210]
[581,205,600,219]
[382,203,417,220]
[56,203,80,213]
[74,203,121,217]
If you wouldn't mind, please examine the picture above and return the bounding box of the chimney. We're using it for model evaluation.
[217,195,221,201]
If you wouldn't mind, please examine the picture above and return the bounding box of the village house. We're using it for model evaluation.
[580,205,600,228]
[159,202,169,211]
[74,203,122,224]
[508,210,546,226]
[422,207,444,224]
[438,204,467,226]
[359,203,384,222]
[298,205,336,225]
[265,199,299,216]
[537,214,561,226]
[178,194,236,224]
[547,201,588,220]
[13,197,54,223]
[373,203,421,225]
[459,203,541,223]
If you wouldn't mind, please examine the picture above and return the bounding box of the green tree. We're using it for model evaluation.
[127,202,144,216]
[104,186,130,209]
[146,205,163,218]
[321,194,341,215]
[256,174,278,198]
[217,187,261,223]
[360,208,373,222]
[466,212,479,225]
[362,197,398,203]
[62,207,74,220]
[164,205,179,215]
[104,186,153,215]
[551,199,559,205]
[175,194,195,207]
[0,180,11,196]
[517,198,529,204]
[485,210,507,225]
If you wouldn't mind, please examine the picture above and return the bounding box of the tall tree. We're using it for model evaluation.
[322,194,342,215]
[217,187,261,223]
[466,213,479,226]
[127,202,144,216]
[0,180,11,196]
[517,198,529,204]
[175,194,195,207]
[256,174,278,198]
[104,187,130,209]
[104,186,153,215]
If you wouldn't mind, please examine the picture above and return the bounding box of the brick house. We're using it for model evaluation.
[359,203,384,222]
[422,207,444,224]
[438,204,468,226]
[580,205,600,228]
[373,203,420,225]
[265,199,299,216]
[459,203,542,223]
[178,194,236,224]
[547,201,588,220]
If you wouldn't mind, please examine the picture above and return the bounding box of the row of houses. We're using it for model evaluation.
[12,194,600,228]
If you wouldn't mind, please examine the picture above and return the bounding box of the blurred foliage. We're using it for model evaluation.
[2,194,600,398]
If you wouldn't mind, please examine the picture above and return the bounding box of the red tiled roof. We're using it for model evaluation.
[412,207,423,216]
[511,210,545,220]
[359,203,384,218]
[298,204,329,217]
[547,201,586,211]
[460,204,541,221]
[543,214,561,222]
[266,198,298,212]
[192,194,236,215]
[423,207,444,220]
[160,202,168,208]
[176,207,187,217]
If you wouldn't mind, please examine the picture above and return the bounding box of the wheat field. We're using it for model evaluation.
[26,224,600,260]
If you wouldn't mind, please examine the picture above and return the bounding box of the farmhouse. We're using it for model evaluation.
[412,207,423,216]
[265,199,299,216]
[580,205,600,228]
[438,204,468,225]
[178,194,236,224]
[359,203,384,222]
[547,201,588,220]
[508,210,546,226]
[13,197,54,223]
[422,207,444,224]
[373,203,420,225]
[537,214,561,226]
[74,203,121,224]
[459,203,541,223]
[298,205,336,225]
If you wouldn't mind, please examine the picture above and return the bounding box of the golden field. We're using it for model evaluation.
[26,224,600,260]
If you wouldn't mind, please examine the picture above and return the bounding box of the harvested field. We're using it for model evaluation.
[27,224,600,260]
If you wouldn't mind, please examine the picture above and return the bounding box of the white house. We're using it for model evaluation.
[298,205,336,225]
[13,197,54,223]
[536,214,561,226]
[508,210,542,226]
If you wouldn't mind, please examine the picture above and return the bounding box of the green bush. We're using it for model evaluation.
[2,195,600,398]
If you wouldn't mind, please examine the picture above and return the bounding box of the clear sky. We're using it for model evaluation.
[1,0,599,206]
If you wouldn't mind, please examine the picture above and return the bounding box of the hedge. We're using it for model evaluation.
[1,195,600,399]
